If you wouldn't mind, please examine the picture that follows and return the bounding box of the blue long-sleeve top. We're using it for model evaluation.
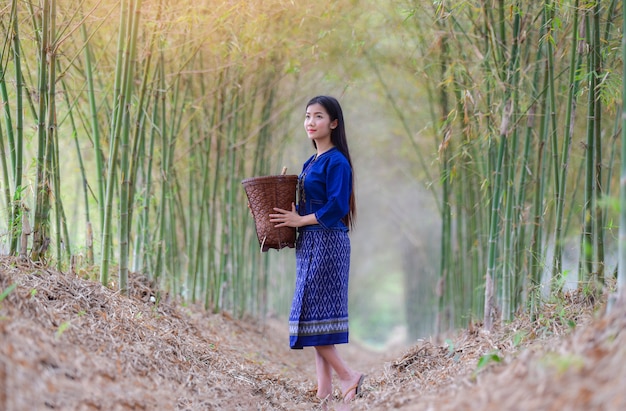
[297,147,352,232]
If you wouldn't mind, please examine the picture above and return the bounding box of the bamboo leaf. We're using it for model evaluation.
[0,283,17,303]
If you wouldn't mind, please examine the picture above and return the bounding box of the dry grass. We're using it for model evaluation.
[0,256,624,410]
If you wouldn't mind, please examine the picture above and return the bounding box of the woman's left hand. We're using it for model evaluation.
[269,203,301,228]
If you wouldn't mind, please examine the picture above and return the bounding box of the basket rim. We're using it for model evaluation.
[241,174,298,185]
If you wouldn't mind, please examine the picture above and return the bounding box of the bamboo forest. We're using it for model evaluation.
[3,1,626,409]
[1,0,626,347]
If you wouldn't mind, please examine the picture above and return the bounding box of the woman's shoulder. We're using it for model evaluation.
[326,151,351,174]
[324,147,349,165]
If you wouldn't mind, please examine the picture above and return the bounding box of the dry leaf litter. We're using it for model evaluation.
[0,257,624,411]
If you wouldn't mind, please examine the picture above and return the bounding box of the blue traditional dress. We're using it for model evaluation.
[289,147,352,349]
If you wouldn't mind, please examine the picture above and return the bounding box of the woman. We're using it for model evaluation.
[269,95,365,403]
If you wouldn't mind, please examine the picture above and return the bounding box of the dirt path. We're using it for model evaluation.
[1,258,625,410]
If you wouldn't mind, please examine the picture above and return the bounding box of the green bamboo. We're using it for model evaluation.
[168,172,184,297]
[154,50,175,288]
[251,83,277,316]
[618,0,626,302]
[45,0,73,268]
[186,111,196,301]
[501,2,521,322]
[0,0,367,323]
[119,0,143,295]
[513,19,544,309]
[601,0,619,219]
[224,86,239,314]
[529,50,551,319]
[135,64,161,276]
[482,0,525,330]
[164,71,187,298]
[80,10,105,237]
[465,154,484,319]
[46,3,68,267]
[545,0,561,286]
[232,91,245,316]
[153,52,165,285]
[580,10,594,286]
[450,75,479,328]
[213,78,229,312]
[437,30,452,334]
[592,0,605,289]
[60,73,93,264]
[191,126,213,303]
[0,123,9,232]
[9,0,24,255]
[546,0,560,188]
[0,69,12,243]
[495,0,507,80]
[552,0,582,289]
[31,0,51,262]
[191,51,219,304]
[2,4,17,178]
[453,163,465,326]
[101,0,130,286]
[206,76,226,312]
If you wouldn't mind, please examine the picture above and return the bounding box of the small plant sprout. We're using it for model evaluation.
[55,321,71,340]
[0,284,17,304]
[512,330,527,347]
[475,351,502,375]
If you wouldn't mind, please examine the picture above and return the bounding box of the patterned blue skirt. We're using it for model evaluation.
[289,230,351,349]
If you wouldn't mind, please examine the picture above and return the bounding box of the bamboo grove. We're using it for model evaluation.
[2,0,625,336]
[381,0,625,331]
[0,0,347,317]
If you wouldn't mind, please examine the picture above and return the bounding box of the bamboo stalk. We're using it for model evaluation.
[6,0,22,255]
[119,0,143,295]
[551,0,582,289]
[31,0,51,262]
[545,0,561,284]
[580,10,594,286]
[513,17,543,311]
[0,74,12,246]
[618,0,626,303]
[100,0,130,286]
[592,0,605,290]
[154,51,167,287]
[60,75,93,265]
[46,0,71,268]
[436,27,451,335]
[80,8,105,237]
[528,46,551,319]
[501,1,522,322]
[135,63,161,276]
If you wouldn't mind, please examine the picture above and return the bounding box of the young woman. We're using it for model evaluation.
[269,96,365,403]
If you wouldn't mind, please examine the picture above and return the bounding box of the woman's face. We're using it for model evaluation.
[304,103,337,143]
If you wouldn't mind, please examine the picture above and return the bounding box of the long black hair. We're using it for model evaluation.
[306,95,356,229]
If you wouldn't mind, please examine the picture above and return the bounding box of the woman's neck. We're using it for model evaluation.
[316,142,334,156]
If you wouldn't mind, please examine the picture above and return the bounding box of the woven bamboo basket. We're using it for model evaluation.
[242,174,298,252]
